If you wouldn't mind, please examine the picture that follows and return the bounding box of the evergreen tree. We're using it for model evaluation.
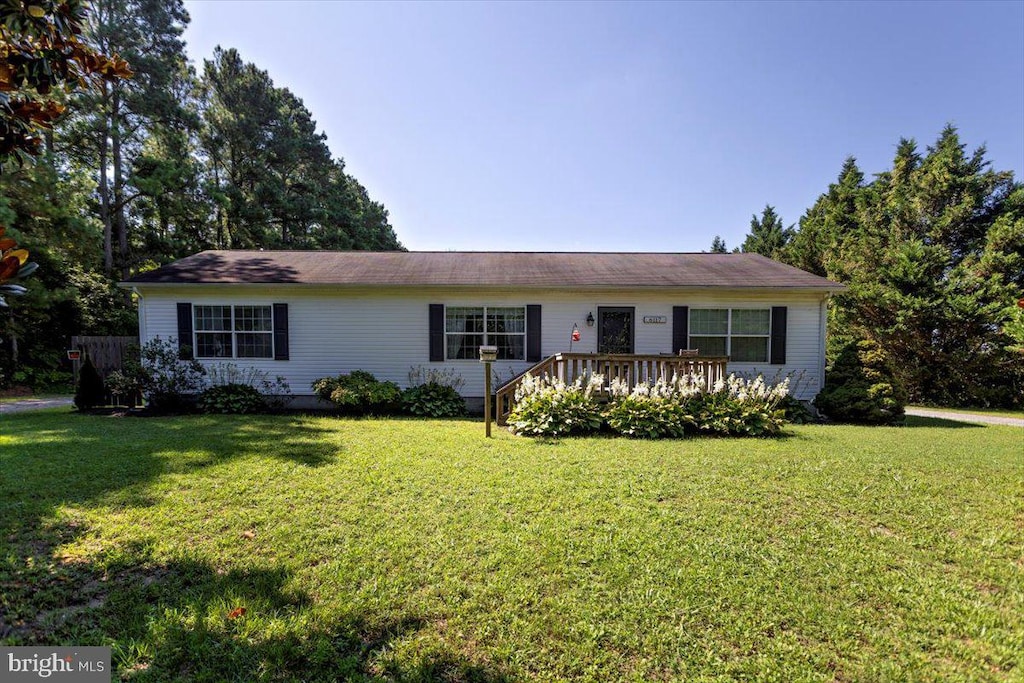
[709,235,728,253]
[61,0,195,278]
[740,205,793,260]
[74,357,107,409]
[199,47,402,252]
[785,157,864,276]
[786,127,1023,407]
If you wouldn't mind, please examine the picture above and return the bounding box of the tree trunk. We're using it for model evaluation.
[98,82,114,277]
[213,160,225,248]
[111,86,129,281]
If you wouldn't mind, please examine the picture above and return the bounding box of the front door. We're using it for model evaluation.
[597,307,635,354]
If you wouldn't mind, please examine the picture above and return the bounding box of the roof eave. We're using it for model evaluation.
[121,281,844,292]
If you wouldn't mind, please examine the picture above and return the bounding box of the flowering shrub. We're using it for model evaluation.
[603,374,703,438]
[605,373,789,438]
[138,337,206,412]
[507,372,604,437]
[508,371,791,439]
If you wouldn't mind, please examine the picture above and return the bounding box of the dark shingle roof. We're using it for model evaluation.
[123,251,843,290]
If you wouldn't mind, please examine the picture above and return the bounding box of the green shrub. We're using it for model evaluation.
[507,373,604,437]
[139,337,206,412]
[198,383,265,414]
[74,358,106,410]
[604,394,694,438]
[402,382,465,417]
[684,390,787,437]
[815,339,906,425]
[11,366,73,392]
[206,363,292,411]
[312,370,401,415]
[778,395,815,424]
[602,374,788,438]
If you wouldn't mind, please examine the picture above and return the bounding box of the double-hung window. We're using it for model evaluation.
[445,306,525,360]
[194,305,274,359]
[689,308,770,362]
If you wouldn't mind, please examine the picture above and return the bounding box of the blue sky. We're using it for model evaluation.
[183,1,1024,252]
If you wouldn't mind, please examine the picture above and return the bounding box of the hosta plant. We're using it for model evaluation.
[507,372,604,437]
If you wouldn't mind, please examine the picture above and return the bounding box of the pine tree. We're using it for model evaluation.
[740,205,793,260]
[786,127,1023,407]
[74,357,107,410]
[709,236,728,253]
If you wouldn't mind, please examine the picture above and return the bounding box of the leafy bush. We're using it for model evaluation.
[604,394,694,438]
[105,369,144,407]
[12,366,72,392]
[139,337,206,412]
[106,345,145,407]
[206,363,292,411]
[312,370,401,415]
[778,395,816,424]
[74,358,106,410]
[198,383,265,414]
[684,389,786,437]
[402,382,465,417]
[815,339,906,425]
[507,372,604,437]
[603,373,789,438]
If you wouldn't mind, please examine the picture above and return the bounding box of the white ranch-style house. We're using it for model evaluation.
[122,251,843,411]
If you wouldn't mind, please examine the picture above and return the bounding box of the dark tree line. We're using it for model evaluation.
[1,0,402,389]
[726,126,1024,408]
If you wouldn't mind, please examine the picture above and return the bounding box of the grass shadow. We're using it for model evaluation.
[0,413,343,563]
[902,416,984,429]
[2,530,514,681]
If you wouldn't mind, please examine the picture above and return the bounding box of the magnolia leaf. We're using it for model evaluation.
[0,256,20,281]
[0,284,27,295]
[17,261,38,278]
[27,5,46,18]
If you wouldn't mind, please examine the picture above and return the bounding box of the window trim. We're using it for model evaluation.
[444,305,527,361]
[193,304,275,360]
[688,307,771,363]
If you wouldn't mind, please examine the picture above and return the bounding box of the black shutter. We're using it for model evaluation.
[176,303,193,360]
[273,303,289,360]
[770,306,787,365]
[672,306,689,354]
[429,304,445,362]
[526,305,542,362]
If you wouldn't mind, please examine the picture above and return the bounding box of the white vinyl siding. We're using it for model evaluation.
[136,287,829,400]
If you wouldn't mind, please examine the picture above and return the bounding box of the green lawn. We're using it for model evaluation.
[1,412,1021,682]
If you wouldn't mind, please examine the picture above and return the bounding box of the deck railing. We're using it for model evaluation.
[495,353,729,425]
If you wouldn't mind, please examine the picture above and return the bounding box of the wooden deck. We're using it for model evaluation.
[495,352,729,425]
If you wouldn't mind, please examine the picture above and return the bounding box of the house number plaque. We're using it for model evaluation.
[642,316,667,324]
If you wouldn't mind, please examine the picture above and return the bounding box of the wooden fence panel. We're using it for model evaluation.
[69,336,139,377]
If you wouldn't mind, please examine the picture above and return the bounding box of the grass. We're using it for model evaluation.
[908,405,1024,420]
[0,392,72,404]
[1,411,1021,682]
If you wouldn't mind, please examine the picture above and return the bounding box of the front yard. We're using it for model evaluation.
[1,412,1021,681]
